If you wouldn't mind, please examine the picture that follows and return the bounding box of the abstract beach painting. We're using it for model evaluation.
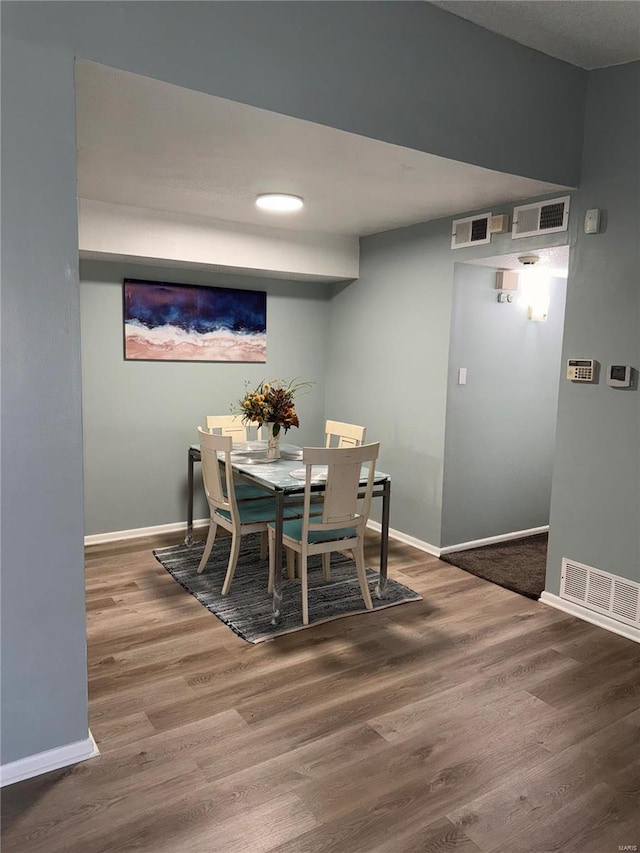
[123,279,266,362]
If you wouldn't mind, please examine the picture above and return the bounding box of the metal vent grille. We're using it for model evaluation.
[451,213,491,249]
[563,562,588,600]
[613,580,640,621]
[512,196,570,238]
[561,558,640,628]
[539,202,565,230]
[454,220,472,246]
[471,218,488,242]
[587,572,613,609]
[514,207,540,235]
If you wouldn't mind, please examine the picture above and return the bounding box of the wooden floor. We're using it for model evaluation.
[3,532,640,853]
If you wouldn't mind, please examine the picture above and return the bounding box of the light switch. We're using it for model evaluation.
[458,368,467,385]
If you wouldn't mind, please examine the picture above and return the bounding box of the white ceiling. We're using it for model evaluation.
[466,245,570,277]
[431,1,640,70]
[75,62,568,240]
[75,3,638,245]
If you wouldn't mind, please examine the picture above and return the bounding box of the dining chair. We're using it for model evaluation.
[324,419,367,448]
[267,441,380,625]
[197,427,302,595]
[205,414,264,441]
[205,413,268,506]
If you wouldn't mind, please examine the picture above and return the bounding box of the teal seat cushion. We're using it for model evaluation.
[231,483,270,501]
[216,498,303,525]
[268,517,357,544]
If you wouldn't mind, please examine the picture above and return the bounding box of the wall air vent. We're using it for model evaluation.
[512,196,570,239]
[451,212,491,249]
[560,558,640,629]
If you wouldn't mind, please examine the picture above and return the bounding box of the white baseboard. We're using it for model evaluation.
[366,520,441,557]
[439,525,549,555]
[540,592,640,645]
[366,521,548,559]
[85,518,209,546]
[87,518,547,560]
[0,730,100,788]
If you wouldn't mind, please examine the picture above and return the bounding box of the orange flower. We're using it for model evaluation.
[234,379,313,433]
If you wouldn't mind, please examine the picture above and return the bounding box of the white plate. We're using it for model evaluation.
[289,466,328,482]
[231,440,266,453]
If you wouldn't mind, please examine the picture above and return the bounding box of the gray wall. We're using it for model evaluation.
[327,221,453,545]
[4,1,586,185]
[1,38,88,764]
[0,0,630,771]
[441,265,566,546]
[327,211,573,548]
[80,261,331,536]
[546,62,640,590]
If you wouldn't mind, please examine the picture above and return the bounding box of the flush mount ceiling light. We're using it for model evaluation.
[255,193,304,212]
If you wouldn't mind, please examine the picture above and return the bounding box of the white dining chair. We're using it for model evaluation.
[205,414,267,441]
[267,441,380,625]
[324,419,367,448]
[197,427,301,595]
[205,413,269,509]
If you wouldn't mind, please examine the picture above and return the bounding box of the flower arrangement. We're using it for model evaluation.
[236,378,314,437]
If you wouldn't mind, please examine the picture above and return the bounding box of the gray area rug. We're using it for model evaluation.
[439,533,548,600]
[154,533,421,643]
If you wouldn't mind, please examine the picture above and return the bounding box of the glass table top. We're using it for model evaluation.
[190,442,389,492]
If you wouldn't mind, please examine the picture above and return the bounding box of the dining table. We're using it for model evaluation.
[185,440,391,624]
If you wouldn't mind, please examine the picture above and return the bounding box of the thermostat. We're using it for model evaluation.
[567,358,596,382]
[606,365,632,387]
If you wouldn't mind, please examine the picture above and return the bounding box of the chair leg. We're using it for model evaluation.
[286,548,296,580]
[321,553,331,582]
[267,527,275,595]
[221,529,242,595]
[301,551,310,625]
[353,541,373,610]
[197,520,218,574]
[259,529,268,560]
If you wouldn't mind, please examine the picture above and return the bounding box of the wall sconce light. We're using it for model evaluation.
[518,254,550,321]
[527,302,549,321]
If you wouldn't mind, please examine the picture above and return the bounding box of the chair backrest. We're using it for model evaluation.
[197,427,238,517]
[301,442,380,541]
[324,419,367,448]
[205,414,250,443]
[206,414,265,441]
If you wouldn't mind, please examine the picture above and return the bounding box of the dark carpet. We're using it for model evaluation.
[153,533,421,643]
[439,533,548,600]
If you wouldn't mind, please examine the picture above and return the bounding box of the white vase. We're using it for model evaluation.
[265,422,281,460]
